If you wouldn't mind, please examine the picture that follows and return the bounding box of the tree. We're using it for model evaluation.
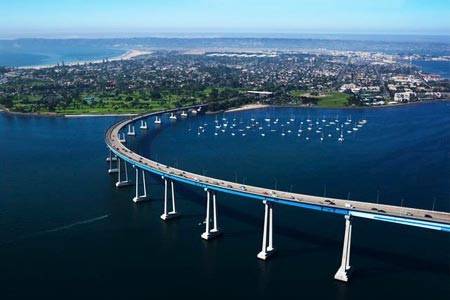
[151,90,161,99]
[206,88,218,102]
[0,95,13,108]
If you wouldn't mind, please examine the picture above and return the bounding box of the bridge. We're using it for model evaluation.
[105,104,450,283]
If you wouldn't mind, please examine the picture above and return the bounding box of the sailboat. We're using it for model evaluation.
[338,130,344,142]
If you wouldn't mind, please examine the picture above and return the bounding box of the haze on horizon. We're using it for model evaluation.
[0,0,449,38]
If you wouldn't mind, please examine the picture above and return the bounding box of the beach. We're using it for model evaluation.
[225,103,269,113]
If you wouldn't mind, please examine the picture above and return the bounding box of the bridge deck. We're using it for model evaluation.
[105,106,450,231]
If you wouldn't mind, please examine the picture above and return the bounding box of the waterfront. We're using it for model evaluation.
[0,46,125,68]
[1,102,449,299]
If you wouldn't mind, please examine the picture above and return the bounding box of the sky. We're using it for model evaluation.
[0,0,449,38]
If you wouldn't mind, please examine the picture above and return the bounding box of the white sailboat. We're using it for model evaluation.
[338,130,344,142]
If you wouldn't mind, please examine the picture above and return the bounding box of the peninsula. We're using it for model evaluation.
[0,47,448,115]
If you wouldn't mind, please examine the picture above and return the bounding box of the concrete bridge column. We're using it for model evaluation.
[334,214,352,282]
[160,177,179,220]
[118,133,126,143]
[257,200,275,260]
[115,158,132,188]
[107,150,118,174]
[140,120,148,130]
[133,167,148,203]
[106,150,118,162]
[127,124,136,136]
[201,189,221,240]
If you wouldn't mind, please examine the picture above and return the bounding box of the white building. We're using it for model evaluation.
[394,92,416,103]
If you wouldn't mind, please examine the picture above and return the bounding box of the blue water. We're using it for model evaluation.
[0,41,125,67]
[414,60,450,79]
[1,37,450,68]
[134,103,450,211]
[1,102,449,299]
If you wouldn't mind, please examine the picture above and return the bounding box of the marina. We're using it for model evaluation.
[190,113,368,142]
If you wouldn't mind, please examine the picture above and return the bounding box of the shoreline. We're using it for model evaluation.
[224,103,270,113]
[64,113,138,118]
[0,107,138,118]
[1,99,448,118]
[225,99,450,112]
[17,49,152,70]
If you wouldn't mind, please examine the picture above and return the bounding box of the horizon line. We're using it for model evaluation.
[1,31,450,41]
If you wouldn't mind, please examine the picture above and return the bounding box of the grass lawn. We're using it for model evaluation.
[290,90,351,107]
[317,92,350,107]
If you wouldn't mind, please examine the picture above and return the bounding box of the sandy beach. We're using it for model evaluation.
[18,49,152,70]
[225,103,269,113]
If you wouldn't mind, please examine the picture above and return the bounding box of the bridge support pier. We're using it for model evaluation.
[201,189,221,240]
[107,150,118,174]
[118,133,126,143]
[106,150,118,162]
[133,167,148,202]
[257,201,276,260]
[160,177,179,220]
[115,158,132,187]
[140,120,148,130]
[127,124,136,136]
[334,215,352,282]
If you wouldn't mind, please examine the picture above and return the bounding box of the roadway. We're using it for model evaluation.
[105,105,450,232]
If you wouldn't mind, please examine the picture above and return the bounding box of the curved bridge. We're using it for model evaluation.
[105,104,450,283]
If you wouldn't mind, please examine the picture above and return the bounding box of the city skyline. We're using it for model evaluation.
[1,0,449,38]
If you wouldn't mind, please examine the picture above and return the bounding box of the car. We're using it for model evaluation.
[406,212,413,216]
[425,214,433,218]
